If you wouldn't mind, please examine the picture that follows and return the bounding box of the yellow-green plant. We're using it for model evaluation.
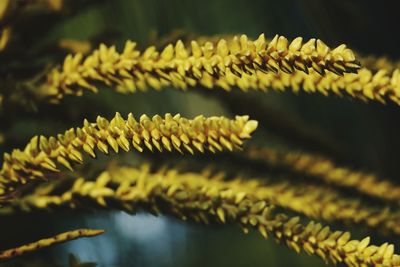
[2,1,400,266]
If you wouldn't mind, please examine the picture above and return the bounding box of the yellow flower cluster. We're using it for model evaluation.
[0,229,104,261]
[6,165,399,235]
[39,32,400,105]
[254,178,400,236]
[5,165,400,267]
[245,146,400,203]
[9,165,275,226]
[232,67,400,104]
[195,34,400,73]
[266,214,399,267]
[0,113,257,198]
[39,34,360,102]
[190,34,400,104]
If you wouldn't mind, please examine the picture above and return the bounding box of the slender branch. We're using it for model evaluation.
[0,228,104,262]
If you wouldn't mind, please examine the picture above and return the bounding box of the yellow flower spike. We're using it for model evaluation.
[0,114,257,199]
[8,165,400,267]
[197,34,400,105]
[38,34,360,103]
[0,229,104,262]
[245,146,400,203]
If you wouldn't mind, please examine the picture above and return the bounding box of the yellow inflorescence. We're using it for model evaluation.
[9,165,400,236]
[0,113,257,197]
[194,34,400,74]
[39,34,360,102]
[246,146,400,203]
[254,178,400,236]
[6,165,400,267]
[223,67,400,104]
[189,34,400,104]
[265,214,400,267]
[0,228,104,261]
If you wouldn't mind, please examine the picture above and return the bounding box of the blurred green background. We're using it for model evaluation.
[1,0,400,266]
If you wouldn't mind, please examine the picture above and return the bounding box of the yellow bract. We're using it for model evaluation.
[45,0,63,11]
[0,27,11,52]
[0,0,10,22]
[58,39,92,54]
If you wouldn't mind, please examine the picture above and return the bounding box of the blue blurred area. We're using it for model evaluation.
[48,211,328,267]
[59,213,187,267]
